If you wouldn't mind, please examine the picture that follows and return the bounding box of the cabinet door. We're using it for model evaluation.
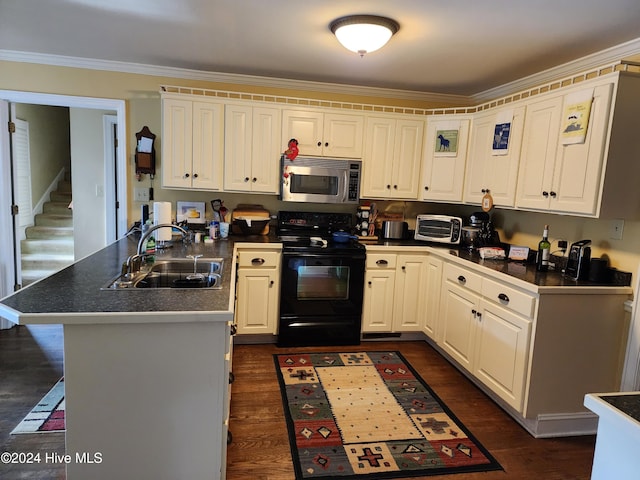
[362,117,396,198]
[323,113,364,158]
[464,112,493,203]
[362,269,395,332]
[393,255,429,331]
[235,269,278,335]
[421,117,470,202]
[251,106,281,193]
[224,104,252,191]
[551,83,614,215]
[465,106,525,206]
[516,96,563,210]
[192,101,224,190]
[282,109,324,156]
[392,119,424,199]
[439,281,480,371]
[422,256,443,341]
[162,98,193,188]
[474,301,531,412]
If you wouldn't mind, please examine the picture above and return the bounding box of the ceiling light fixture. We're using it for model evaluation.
[330,15,400,57]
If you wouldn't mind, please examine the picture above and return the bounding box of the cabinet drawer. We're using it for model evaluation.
[237,250,280,268]
[444,262,482,293]
[482,278,536,318]
[366,253,397,269]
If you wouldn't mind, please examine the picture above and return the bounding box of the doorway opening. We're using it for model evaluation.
[0,91,127,310]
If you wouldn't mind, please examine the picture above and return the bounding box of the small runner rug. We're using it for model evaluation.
[274,351,502,479]
[11,378,65,434]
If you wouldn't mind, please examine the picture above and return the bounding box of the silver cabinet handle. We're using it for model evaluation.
[376,259,388,266]
[251,258,265,265]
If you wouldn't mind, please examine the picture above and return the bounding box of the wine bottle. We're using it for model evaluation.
[536,225,551,272]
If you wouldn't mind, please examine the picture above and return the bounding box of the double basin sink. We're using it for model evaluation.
[105,257,224,290]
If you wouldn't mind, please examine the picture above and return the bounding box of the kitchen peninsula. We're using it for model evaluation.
[0,233,268,480]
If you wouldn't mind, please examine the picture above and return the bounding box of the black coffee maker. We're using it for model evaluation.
[469,212,500,247]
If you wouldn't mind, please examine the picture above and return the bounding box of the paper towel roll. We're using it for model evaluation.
[153,202,172,242]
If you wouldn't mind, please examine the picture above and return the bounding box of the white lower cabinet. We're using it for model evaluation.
[234,248,281,335]
[439,262,532,412]
[362,249,439,335]
[362,252,397,332]
[422,255,443,340]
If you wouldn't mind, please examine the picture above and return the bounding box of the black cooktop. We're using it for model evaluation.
[277,211,364,254]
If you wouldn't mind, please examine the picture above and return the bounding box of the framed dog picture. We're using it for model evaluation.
[434,129,459,156]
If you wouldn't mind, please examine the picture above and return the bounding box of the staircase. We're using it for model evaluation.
[20,176,75,286]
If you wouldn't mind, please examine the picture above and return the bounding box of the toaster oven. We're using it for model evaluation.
[414,214,462,244]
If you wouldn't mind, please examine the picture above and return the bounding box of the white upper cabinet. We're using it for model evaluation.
[516,83,614,215]
[515,95,563,211]
[464,105,525,207]
[162,96,224,190]
[550,83,613,215]
[515,73,640,218]
[282,109,364,158]
[420,116,471,202]
[362,116,424,199]
[224,104,281,194]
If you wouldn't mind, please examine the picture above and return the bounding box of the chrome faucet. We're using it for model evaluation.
[137,223,189,255]
[123,223,189,276]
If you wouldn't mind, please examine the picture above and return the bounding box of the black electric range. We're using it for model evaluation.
[276,211,365,347]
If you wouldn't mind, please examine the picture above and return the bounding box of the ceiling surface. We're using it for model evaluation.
[2,0,640,96]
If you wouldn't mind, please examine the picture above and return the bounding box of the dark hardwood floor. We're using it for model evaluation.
[1,325,596,479]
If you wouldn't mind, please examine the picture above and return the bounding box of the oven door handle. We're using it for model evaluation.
[282,251,365,260]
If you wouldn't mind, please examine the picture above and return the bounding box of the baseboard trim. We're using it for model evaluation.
[519,412,598,438]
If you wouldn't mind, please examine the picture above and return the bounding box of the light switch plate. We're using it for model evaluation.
[609,219,624,240]
[134,187,150,202]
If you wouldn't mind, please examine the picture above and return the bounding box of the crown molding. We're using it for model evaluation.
[3,37,640,107]
[0,49,469,106]
[472,37,640,103]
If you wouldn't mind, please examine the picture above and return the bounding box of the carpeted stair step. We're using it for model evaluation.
[21,253,74,271]
[42,201,73,216]
[34,213,73,228]
[50,191,72,203]
[25,225,74,240]
[21,238,74,255]
[57,180,72,193]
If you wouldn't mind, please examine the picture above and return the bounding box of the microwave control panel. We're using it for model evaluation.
[348,162,361,202]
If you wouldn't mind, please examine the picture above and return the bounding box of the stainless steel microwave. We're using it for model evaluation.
[414,214,462,244]
[280,155,362,204]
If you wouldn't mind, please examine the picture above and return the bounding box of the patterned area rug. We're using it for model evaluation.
[274,351,502,479]
[11,378,65,434]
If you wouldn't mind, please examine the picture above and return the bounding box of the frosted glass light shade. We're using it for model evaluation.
[330,15,399,56]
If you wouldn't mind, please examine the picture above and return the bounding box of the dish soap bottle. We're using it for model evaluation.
[536,225,551,272]
[145,235,156,263]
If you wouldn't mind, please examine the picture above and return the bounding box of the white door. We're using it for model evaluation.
[0,100,17,327]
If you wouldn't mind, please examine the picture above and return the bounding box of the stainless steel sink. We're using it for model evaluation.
[104,258,224,290]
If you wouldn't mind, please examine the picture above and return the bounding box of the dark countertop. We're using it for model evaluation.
[602,394,640,423]
[367,238,632,290]
[0,232,276,323]
[0,231,629,325]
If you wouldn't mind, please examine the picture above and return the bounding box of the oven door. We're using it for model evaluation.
[278,250,365,346]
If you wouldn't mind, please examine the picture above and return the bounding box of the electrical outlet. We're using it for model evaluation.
[134,187,150,202]
[610,219,624,240]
